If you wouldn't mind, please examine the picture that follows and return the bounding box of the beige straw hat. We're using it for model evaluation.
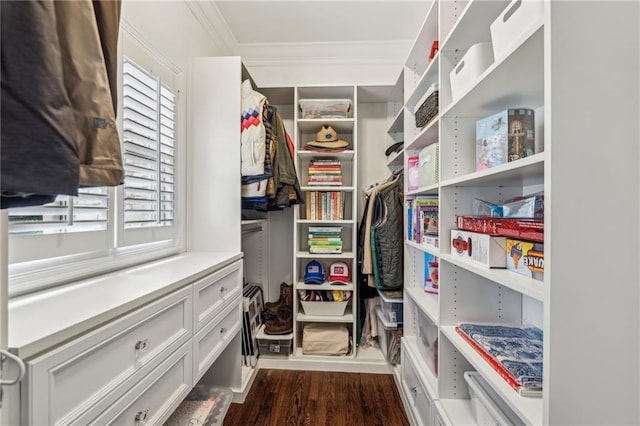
[305,125,350,148]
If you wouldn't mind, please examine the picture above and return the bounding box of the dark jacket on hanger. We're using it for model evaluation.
[1,0,123,208]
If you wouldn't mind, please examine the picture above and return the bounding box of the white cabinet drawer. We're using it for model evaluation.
[402,348,434,426]
[27,286,193,426]
[193,296,242,382]
[87,341,192,425]
[193,260,242,331]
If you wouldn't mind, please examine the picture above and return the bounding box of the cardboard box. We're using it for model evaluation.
[506,239,544,281]
[451,230,506,268]
[476,108,535,171]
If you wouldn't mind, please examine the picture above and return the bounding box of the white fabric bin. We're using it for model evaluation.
[490,0,544,61]
[449,42,494,101]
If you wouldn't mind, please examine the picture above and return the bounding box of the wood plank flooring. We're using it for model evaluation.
[224,369,409,426]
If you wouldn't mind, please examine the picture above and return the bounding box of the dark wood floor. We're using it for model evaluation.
[224,369,409,426]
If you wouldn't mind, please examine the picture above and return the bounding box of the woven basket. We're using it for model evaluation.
[415,89,439,128]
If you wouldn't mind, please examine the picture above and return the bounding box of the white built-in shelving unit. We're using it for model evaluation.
[292,85,359,360]
[396,1,640,425]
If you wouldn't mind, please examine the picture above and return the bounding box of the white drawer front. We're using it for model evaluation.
[193,260,242,331]
[193,296,242,382]
[28,286,193,426]
[87,341,192,426]
[402,348,434,426]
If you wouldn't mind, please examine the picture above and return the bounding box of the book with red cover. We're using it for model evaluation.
[455,323,543,397]
[456,215,544,243]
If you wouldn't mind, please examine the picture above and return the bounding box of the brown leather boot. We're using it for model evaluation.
[264,282,293,315]
[264,305,293,335]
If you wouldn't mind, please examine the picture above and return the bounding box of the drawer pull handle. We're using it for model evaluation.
[134,409,149,423]
[220,327,227,334]
[135,339,149,351]
[220,286,226,293]
[410,386,417,395]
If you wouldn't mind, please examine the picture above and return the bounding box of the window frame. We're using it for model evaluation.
[7,26,186,298]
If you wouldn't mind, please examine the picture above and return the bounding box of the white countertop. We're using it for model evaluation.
[9,251,242,359]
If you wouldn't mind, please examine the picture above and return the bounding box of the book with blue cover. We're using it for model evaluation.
[456,323,543,397]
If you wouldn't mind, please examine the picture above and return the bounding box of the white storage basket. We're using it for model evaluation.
[490,0,544,61]
[449,42,494,101]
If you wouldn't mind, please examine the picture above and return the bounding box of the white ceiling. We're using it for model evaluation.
[214,1,431,45]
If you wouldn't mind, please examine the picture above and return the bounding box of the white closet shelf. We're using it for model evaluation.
[296,309,354,323]
[439,152,544,188]
[297,150,354,160]
[292,347,356,360]
[439,253,544,302]
[405,240,439,257]
[406,184,438,196]
[296,251,355,259]
[440,0,509,52]
[440,326,543,426]
[297,219,354,225]
[406,53,439,110]
[386,150,404,169]
[406,288,439,326]
[296,281,354,291]
[297,119,354,133]
[300,186,354,192]
[387,107,404,134]
[441,24,544,117]
[405,0,438,75]
[405,117,438,151]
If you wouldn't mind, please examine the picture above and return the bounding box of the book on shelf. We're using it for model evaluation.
[307,159,343,186]
[408,195,438,244]
[455,323,543,397]
[308,226,343,254]
[305,191,345,220]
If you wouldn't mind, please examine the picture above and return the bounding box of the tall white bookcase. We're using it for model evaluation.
[398,1,640,425]
[291,86,359,359]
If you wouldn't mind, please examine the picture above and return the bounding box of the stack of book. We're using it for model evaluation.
[307,159,342,186]
[405,195,439,247]
[308,227,342,254]
[305,191,345,220]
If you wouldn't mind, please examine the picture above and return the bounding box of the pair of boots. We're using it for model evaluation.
[264,282,293,335]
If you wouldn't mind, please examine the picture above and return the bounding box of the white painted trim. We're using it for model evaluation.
[239,39,412,67]
[119,19,182,75]
[184,0,238,55]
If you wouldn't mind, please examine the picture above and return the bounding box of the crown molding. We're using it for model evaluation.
[239,39,412,68]
[120,19,182,75]
[184,0,238,55]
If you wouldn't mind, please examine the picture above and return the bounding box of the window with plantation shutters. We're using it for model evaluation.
[7,188,109,236]
[122,58,176,229]
[6,37,183,296]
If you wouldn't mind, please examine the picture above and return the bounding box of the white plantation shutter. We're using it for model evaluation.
[122,59,176,230]
[7,189,108,236]
[6,34,183,295]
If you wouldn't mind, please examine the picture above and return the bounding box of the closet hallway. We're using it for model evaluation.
[224,369,409,425]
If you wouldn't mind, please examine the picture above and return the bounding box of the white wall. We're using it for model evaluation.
[122,1,224,66]
[356,103,396,220]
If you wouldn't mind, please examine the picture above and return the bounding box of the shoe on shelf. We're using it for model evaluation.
[264,305,293,335]
[264,282,293,315]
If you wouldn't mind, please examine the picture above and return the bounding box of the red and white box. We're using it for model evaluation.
[456,215,543,243]
[451,230,506,268]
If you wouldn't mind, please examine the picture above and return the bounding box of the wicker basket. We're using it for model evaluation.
[414,83,439,128]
